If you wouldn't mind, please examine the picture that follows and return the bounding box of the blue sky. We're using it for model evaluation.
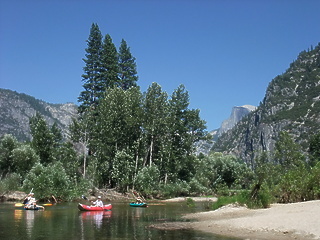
[1,0,319,130]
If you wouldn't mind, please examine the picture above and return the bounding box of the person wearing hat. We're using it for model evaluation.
[24,193,45,210]
[91,196,104,207]
[23,192,34,205]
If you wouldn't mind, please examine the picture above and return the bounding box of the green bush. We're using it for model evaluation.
[246,183,272,208]
[22,162,74,200]
[307,162,320,199]
[160,180,191,198]
[212,193,247,210]
[276,164,310,203]
[189,178,210,195]
[186,197,195,207]
[134,165,160,197]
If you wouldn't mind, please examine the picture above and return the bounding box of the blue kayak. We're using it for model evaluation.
[129,202,148,207]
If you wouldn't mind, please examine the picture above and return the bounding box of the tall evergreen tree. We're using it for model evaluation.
[118,39,138,90]
[101,34,119,90]
[78,23,103,113]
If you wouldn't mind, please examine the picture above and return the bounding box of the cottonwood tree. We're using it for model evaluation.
[29,113,54,165]
[0,134,19,177]
[142,82,169,167]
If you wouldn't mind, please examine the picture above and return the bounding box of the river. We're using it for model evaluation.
[0,201,237,240]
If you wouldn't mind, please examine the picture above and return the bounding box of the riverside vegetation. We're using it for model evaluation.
[0,24,319,209]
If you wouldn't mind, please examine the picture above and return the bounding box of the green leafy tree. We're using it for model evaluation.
[0,134,18,177]
[12,144,40,178]
[135,164,160,196]
[142,83,169,167]
[94,87,143,187]
[112,149,135,192]
[118,39,138,90]
[69,114,95,178]
[308,132,320,167]
[78,23,103,113]
[29,113,54,164]
[193,152,249,190]
[53,142,80,183]
[23,162,73,200]
[274,131,305,170]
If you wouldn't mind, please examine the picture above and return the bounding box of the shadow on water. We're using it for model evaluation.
[0,201,238,240]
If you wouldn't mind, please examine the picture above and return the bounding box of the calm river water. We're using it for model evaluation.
[0,201,237,240]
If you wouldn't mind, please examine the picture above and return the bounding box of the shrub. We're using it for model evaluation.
[212,193,247,210]
[276,164,310,203]
[23,162,73,200]
[246,183,272,208]
[160,180,191,198]
[134,165,160,197]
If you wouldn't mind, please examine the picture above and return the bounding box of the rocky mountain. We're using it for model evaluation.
[0,88,78,141]
[195,105,256,155]
[217,105,256,137]
[212,43,320,165]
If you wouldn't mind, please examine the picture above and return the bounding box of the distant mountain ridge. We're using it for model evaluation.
[212,43,320,164]
[0,88,78,141]
[195,105,256,155]
[218,105,256,137]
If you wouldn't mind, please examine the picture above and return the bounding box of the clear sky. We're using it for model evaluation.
[1,0,319,130]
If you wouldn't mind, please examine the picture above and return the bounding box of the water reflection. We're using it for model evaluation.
[25,210,35,236]
[14,209,23,221]
[1,202,237,240]
[131,206,145,219]
[80,210,112,228]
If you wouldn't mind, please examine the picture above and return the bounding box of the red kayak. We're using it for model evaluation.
[78,203,112,211]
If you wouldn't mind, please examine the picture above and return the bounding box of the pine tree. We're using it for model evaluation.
[118,39,138,90]
[100,34,119,90]
[78,23,103,113]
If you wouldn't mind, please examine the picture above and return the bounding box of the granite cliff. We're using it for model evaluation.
[212,43,320,165]
[0,88,78,141]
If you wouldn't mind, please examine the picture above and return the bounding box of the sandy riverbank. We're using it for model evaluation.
[152,199,320,240]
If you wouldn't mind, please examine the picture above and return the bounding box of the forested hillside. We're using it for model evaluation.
[212,43,320,166]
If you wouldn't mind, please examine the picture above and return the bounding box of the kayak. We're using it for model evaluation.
[129,202,148,207]
[15,203,52,207]
[24,205,45,210]
[78,203,112,211]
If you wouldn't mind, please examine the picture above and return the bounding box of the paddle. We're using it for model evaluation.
[15,188,34,207]
[15,202,52,207]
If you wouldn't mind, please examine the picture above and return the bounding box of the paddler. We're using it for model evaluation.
[91,196,104,207]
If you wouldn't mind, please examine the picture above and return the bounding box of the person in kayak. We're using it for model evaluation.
[23,192,34,204]
[24,193,45,210]
[91,196,104,207]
